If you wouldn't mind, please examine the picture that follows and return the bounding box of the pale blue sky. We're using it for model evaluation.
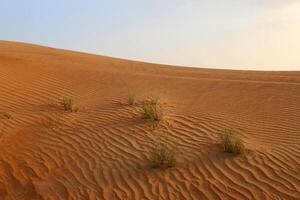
[1,0,300,70]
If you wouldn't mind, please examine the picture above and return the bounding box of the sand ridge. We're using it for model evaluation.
[0,41,299,199]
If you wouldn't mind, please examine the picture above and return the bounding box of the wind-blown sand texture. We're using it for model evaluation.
[0,41,299,200]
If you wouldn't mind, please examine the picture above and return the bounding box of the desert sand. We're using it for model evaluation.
[0,41,299,200]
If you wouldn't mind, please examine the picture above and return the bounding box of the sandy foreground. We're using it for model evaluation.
[0,41,299,200]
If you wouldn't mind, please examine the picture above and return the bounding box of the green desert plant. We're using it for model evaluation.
[128,92,135,105]
[221,129,244,155]
[62,98,75,111]
[149,143,177,168]
[141,97,162,121]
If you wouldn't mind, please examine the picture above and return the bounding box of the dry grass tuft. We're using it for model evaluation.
[141,97,163,121]
[62,98,78,112]
[149,142,177,168]
[221,129,244,155]
[128,92,135,105]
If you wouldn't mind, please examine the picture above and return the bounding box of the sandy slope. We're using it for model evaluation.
[0,41,299,200]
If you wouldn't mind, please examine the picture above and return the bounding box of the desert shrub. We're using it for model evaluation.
[233,137,244,155]
[128,92,135,105]
[149,143,177,168]
[62,98,75,111]
[141,97,162,121]
[221,129,244,155]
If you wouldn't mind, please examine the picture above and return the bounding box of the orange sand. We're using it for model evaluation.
[0,41,299,200]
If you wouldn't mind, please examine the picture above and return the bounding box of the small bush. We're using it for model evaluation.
[141,97,162,121]
[149,143,177,168]
[233,137,244,155]
[221,129,244,155]
[62,98,75,111]
[128,92,135,105]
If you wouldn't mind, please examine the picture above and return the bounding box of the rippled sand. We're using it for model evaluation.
[0,41,299,200]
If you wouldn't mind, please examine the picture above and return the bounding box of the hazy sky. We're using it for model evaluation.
[1,0,300,70]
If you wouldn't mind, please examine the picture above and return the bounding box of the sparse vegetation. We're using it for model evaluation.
[221,129,244,155]
[62,98,73,111]
[128,92,135,105]
[141,97,162,121]
[62,98,77,112]
[0,112,11,119]
[149,142,177,168]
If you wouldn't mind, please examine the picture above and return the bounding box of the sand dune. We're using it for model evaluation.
[0,41,299,200]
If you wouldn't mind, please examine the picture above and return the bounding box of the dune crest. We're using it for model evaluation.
[0,41,299,200]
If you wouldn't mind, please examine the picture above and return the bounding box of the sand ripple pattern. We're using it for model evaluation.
[0,41,299,200]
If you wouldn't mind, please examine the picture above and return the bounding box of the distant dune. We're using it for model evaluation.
[0,41,299,200]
